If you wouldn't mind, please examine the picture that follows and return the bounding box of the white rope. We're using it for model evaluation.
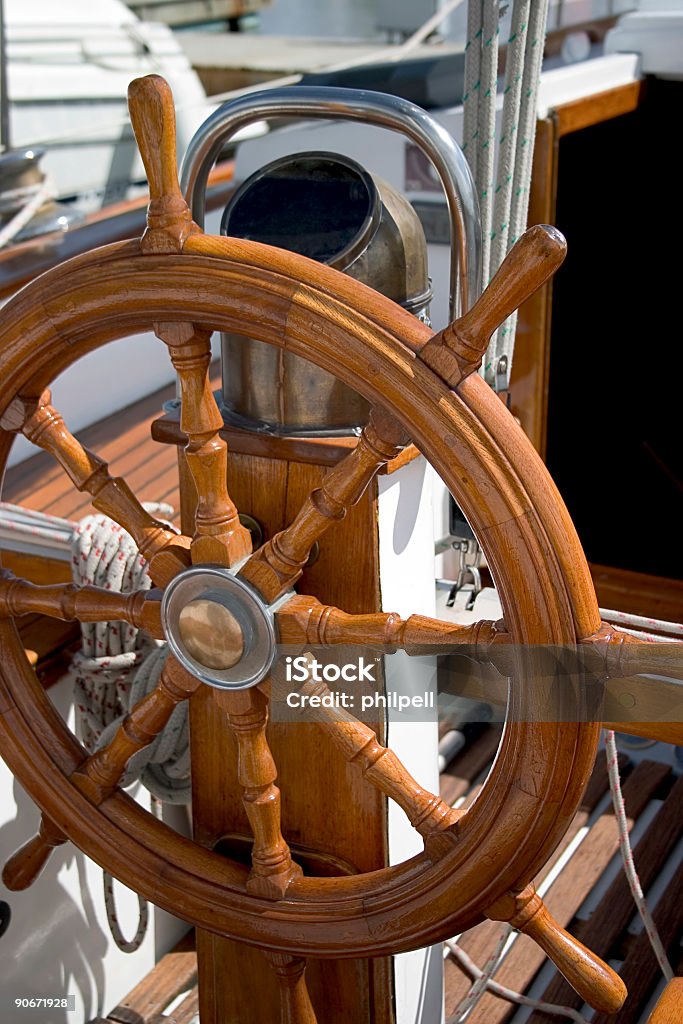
[463,0,553,388]
[0,177,56,249]
[96,645,191,804]
[101,795,164,953]
[603,623,682,643]
[71,510,190,802]
[508,0,550,250]
[69,510,190,953]
[477,1,501,287]
[463,0,483,186]
[490,0,531,288]
[71,514,158,751]
[444,937,587,1022]
[490,0,550,384]
[446,923,511,1021]
[0,502,74,553]
[600,608,683,638]
[102,870,149,954]
[604,730,674,981]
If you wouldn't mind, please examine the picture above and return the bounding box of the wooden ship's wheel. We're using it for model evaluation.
[0,76,642,1021]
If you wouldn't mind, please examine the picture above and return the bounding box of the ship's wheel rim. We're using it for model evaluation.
[0,239,600,957]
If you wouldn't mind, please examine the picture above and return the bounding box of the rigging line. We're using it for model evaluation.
[493,0,550,384]
[446,922,512,1022]
[490,0,531,280]
[326,0,468,72]
[604,730,675,983]
[600,608,683,638]
[463,0,483,186]
[444,938,587,1021]
[0,177,56,249]
[477,0,501,288]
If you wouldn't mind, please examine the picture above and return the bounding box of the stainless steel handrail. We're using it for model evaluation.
[180,86,481,319]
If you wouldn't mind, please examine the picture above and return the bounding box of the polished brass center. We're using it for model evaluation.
[178,599,244,670]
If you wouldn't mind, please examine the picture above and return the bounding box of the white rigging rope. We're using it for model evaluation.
[490,0,550,384]
[490,0,531,288]
[444,935,587,1022]
[605,730,675,981]
[464,0,551,389]
[0,177,56,249]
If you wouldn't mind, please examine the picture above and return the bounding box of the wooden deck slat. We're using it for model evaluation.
[84,734,679,1024]
[11,424,178,516]
[590,858,683,1024]
[445,759,672,1022]
[42,450,181,523]
[443,753,618,1019]
[439,725,502,806]
[165,986,200,1024]
[527,770,683,1022]
[105,932,196,1024]
[2,367,220,521]
[5,379,177,495]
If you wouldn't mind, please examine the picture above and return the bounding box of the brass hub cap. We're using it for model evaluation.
[178,600,244,670]
[161,566,276,689]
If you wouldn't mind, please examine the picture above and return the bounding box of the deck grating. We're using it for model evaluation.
[96,731,681,1024]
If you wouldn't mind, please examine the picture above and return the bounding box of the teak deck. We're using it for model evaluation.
[1,378,184,679]
[97,730,682,1024]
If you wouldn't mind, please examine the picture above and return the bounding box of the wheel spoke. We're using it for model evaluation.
[420,225,567,388]
[3,656,198,890]
[239,406,408,602]
[224,683,301,900]
[264,952,318,1024]
[582,623,683,681]
[73,654,200,802]
[0,570,163,638]
[269,661,461,859]
[154,321,251,568]
[0,389,191,586]
[276,593,507,654]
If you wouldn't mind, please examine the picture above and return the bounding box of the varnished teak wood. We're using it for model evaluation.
[0,74,640,1020]
[1,388,191,586]
[265,953,318,1024]
[269,660,461,859]
[154,321,250,566]
[239,406,407,602]
[647,978,683,1024]
[224,685,302,900]
[420,225,567,387]
[74,655,200,803]
[0,571,163,639]
[127,75,200,254]
[3,656,199,889]
[486,883,626,1013]
[277,592,505,652]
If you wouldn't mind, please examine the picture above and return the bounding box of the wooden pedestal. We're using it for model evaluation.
[170,432,397,1024]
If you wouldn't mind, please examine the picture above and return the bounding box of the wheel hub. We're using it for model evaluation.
[161,566,276,689]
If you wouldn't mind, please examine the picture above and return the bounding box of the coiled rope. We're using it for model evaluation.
[70,510,191,952]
